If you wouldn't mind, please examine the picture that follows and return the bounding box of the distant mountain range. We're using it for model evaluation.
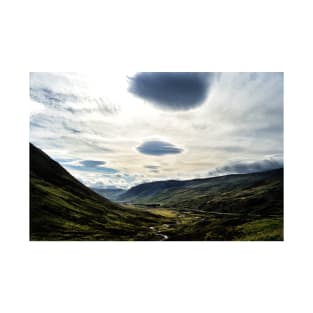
[93,188,125,201]
[94,168,283,215]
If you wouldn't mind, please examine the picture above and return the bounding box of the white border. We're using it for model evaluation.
[1,1,312,312]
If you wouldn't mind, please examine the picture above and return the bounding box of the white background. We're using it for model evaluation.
[1,1,312,312]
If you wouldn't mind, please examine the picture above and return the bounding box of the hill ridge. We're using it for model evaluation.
[117,168,283,202]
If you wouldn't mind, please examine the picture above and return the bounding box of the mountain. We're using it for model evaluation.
[92,188,125,201]
[118,169,283,208]
[118,180,186,202]
[116,168,283,240]
[30,143,170,240]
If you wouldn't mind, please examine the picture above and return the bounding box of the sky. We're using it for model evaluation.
[30,72,283,189]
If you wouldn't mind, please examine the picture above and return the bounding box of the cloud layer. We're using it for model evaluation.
[128,72,215,110]
[208,155,283,177]
[30,72,283,189]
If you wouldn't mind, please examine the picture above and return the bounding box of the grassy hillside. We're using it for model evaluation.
[118,169,283,209]
[116,169,283,240]
[30,143,172,240]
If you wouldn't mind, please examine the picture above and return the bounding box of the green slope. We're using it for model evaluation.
[118,169,283,214]
[116,169,284,241]
[30,143,171,240]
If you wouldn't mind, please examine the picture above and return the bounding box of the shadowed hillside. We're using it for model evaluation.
[30,143,172,240]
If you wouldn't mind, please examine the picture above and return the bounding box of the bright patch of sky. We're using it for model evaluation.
[30,72,283,189]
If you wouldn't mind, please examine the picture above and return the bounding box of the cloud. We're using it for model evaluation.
[65,164,118,174]
[62,122,81,134]
[30,87,78,107]
[91,181,125,190]
[144,165,159,170]
[128,72,216,111]
[68,170,145,190]
[80,160,106,167]
[137,140,183,156]
[208,155,283,177]
[30,120,45,129]
[55,157,77,163]
[30,87,118,115]
[55,158,117,174]
[209,145,246,153]
[144,165,160,173]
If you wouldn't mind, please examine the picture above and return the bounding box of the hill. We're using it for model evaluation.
[30,143,171,240]
[116,169,283,240]
[118,169,283,211]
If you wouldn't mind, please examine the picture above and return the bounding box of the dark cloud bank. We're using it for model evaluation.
[128,72,216,111]
[208,157,283,177]
[137,140,183,156]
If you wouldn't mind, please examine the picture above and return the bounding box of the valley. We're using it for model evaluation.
[30,143,283,241]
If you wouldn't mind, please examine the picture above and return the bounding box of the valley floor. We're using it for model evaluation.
[120,203,283,241]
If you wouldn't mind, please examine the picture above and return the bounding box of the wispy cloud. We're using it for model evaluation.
[30,86,119,115]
